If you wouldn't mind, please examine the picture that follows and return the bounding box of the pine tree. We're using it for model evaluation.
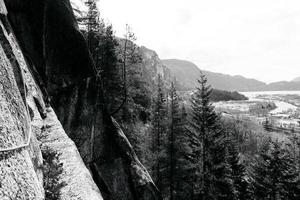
[168,82,189,199]
[97,24,122,113]
[83,1,122,114]
[227,139,250,200]
[189,72,233,199]
[113,25,142,119]
[168,84,195,200]
[252,140,300,200]
[152,74,168,192]
[84,0,102,58]
[168,82,178,200]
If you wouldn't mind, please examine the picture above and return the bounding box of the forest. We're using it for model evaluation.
[77,1,300,199]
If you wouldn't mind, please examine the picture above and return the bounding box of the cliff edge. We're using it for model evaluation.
[0,0,161,199]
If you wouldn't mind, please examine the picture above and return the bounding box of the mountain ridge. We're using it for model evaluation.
[162,59,300,91]
[292,77,300,82]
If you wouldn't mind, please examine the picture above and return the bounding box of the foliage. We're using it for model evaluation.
[81,0,122,114]
[189,73,234,199]
[150,74,168,191]
[251,140,300,200]
[210,89,248,102]
[249,101,277,116]
[222,117,272,156]
[227,138,251,200]
[166,82,193,200]
[43,147,66,200]
[76,4,300,200]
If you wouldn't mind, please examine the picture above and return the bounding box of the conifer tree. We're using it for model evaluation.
[252,140,300,200]
[189,72,233,199]
[84,0,102,57]
[97,24,122,112]
[113,25,142,118]
[227,139,250,200]
[168,82,177,200]
[82,1,122,113]
[152,74,168,192]
[168,82,190,199]
[168,84,195,200]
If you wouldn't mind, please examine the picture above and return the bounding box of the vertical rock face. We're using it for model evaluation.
[139,46,171,84]
[0,19,44,199]
[0,1,103,199]
[4,0,162,200]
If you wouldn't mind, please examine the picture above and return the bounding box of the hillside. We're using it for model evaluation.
[266,81,300,91]
[163,59,300,91]
[292,77,300,82]
[162,59,266,91]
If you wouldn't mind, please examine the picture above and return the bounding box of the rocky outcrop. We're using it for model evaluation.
[5,0,94,96]
[2,0,161,199]
[140,46,171,85]
[0,17,44,199]
[40,108,103,200]
[0,1,102,199]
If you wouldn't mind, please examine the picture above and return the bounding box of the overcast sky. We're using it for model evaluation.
[73,0,300,83]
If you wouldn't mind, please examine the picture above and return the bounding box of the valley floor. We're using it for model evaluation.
[214,91,300,137]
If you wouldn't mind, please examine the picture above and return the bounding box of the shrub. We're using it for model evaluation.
[42,147,66,200]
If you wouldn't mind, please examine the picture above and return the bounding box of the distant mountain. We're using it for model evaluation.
[137,48,248,101]
[135,48,300,92]
[266,81,300,91]
[162,59,300,91]
[292,77,300,82]
[162,59,267,91]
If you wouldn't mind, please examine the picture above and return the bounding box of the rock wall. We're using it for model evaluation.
[0,17,44,199]
[0,1,103,199]
[3,0,162,200]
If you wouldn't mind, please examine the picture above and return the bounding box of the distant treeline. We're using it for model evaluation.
[210,89,248,102]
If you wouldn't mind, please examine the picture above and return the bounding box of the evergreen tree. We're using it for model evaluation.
[227,139,250,200]
[151,74,168,192]
[168,84,194,200]
[83,0,102,58]
[189,72,233,199]
[252,140,300,200]
[113,25,142,119]
[97,24,122,113]
[168,82,188,199]
[82,1,122,114]
[168,82,177,200]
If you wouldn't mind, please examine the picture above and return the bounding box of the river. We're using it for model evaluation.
[241,91,300,114]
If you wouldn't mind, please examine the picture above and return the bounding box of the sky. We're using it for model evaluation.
[73,0,300,83]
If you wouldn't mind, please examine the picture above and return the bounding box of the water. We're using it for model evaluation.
[241,91,300,99]
[241,91,300,114]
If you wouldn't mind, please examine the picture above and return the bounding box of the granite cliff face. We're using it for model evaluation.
[0,1,102,199]
[139,46,171,85]
[0,0,161,199]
